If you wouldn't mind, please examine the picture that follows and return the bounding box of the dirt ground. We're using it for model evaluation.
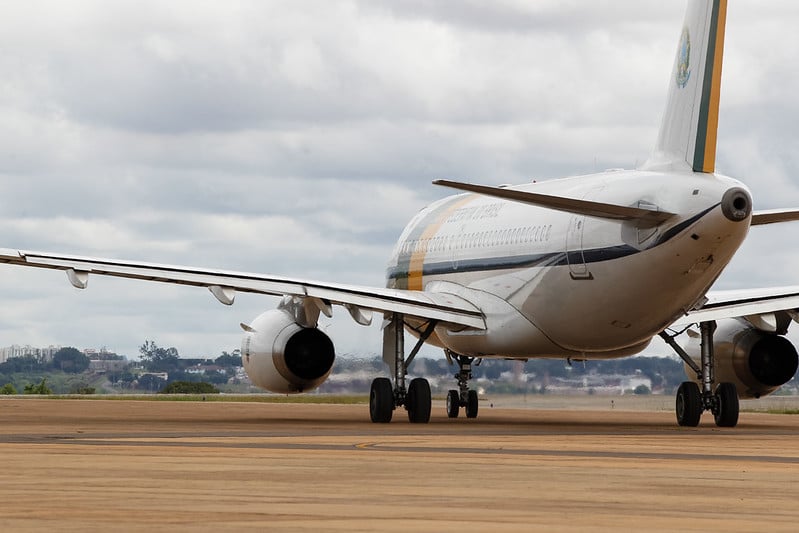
[1,397,799,532]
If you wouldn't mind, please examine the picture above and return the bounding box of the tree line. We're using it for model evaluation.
[0,339,699,396]
[0,341,243,394]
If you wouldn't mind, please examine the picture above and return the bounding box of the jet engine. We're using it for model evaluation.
[241,309,335,394]
[683,318,798,399]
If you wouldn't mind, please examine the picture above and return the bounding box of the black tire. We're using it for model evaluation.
[407,378,431,423]
[369,377,394,423]
[675,381,702,427]
[446,390,460,418]
[714,382,739,428]
[465,389,479,419]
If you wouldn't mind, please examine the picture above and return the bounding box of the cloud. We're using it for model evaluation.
[0,1,797,363]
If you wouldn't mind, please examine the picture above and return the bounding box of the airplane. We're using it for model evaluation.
[2,0,799,427]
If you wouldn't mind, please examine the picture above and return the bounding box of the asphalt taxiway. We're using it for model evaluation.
[1,398,799,531]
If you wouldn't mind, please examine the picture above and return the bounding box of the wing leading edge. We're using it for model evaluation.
[671,286,799,331]
[0,248,485,330]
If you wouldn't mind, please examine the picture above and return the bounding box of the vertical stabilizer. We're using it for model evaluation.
[643,0,728,173]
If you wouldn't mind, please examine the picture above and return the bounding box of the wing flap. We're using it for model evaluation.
[0,249,485,329]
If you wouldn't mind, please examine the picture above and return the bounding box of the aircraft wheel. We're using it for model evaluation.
[370,377,394,423]
[675,381,702,427]
[465,389,479,419]
[406,378,431,423]
[446,390,460,418]
[714,382,739,428]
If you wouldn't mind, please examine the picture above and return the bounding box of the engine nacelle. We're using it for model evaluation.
[684,318,798,398]
[241,309,335,394]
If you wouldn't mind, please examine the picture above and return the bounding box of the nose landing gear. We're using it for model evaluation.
[445,351,480,419]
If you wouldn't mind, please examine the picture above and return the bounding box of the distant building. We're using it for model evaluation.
[138,372,168,381]
[88,359,128,373]
[0,344,61,364]
[621,374,652,393]
[83,347,127,373]
[83,347,123,360]
[0,345,129,368]
[544,372,653,395]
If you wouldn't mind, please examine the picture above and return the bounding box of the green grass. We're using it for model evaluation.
[4,393,369,404]
[763,409,799,415]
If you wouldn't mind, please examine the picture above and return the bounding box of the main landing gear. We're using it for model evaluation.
[368,314,482,423]
[445,351,479,419]
[369,314,435,424]
[660,321,739,428]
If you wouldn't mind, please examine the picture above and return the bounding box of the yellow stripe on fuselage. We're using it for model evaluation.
[701,0,727,173]
[407,196,475,291]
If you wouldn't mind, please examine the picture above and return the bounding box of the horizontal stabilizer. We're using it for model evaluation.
[433,179,675,226]
[751,209,799,226]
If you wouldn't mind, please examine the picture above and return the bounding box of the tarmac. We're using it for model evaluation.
[2,396,799,531]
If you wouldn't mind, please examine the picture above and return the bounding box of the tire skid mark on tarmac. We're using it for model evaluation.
[4,435,799,465]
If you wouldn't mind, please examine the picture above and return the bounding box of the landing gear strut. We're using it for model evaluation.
[369,314,435,424]
[445,351,480,419]
[660,321,739,428]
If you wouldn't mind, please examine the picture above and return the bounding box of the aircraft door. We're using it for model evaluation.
[450,227,463,273]
[566,215,590,279]
[565,187,602,280]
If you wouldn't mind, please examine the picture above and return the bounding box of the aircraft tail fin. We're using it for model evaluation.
[643,0,728,173]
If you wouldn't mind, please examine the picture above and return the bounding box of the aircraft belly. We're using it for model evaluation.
[435,311,563,358]
[424,279,564,358]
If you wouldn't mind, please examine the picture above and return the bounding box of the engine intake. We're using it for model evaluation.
[684,318,798,398]
[241,309,335,394]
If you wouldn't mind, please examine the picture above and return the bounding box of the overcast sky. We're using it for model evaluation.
[0,1,798,362]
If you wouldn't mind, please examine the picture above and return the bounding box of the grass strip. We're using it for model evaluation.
[2,394,369,404]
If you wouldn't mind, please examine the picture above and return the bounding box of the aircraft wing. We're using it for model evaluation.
[670,286,799,328]
[0,248,485,329]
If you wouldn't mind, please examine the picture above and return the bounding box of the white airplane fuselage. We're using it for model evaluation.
[386,169,752,360]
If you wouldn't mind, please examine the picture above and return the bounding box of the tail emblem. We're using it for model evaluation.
[676,27,692,89]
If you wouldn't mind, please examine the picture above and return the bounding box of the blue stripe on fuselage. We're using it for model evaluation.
[386,203,719,284]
